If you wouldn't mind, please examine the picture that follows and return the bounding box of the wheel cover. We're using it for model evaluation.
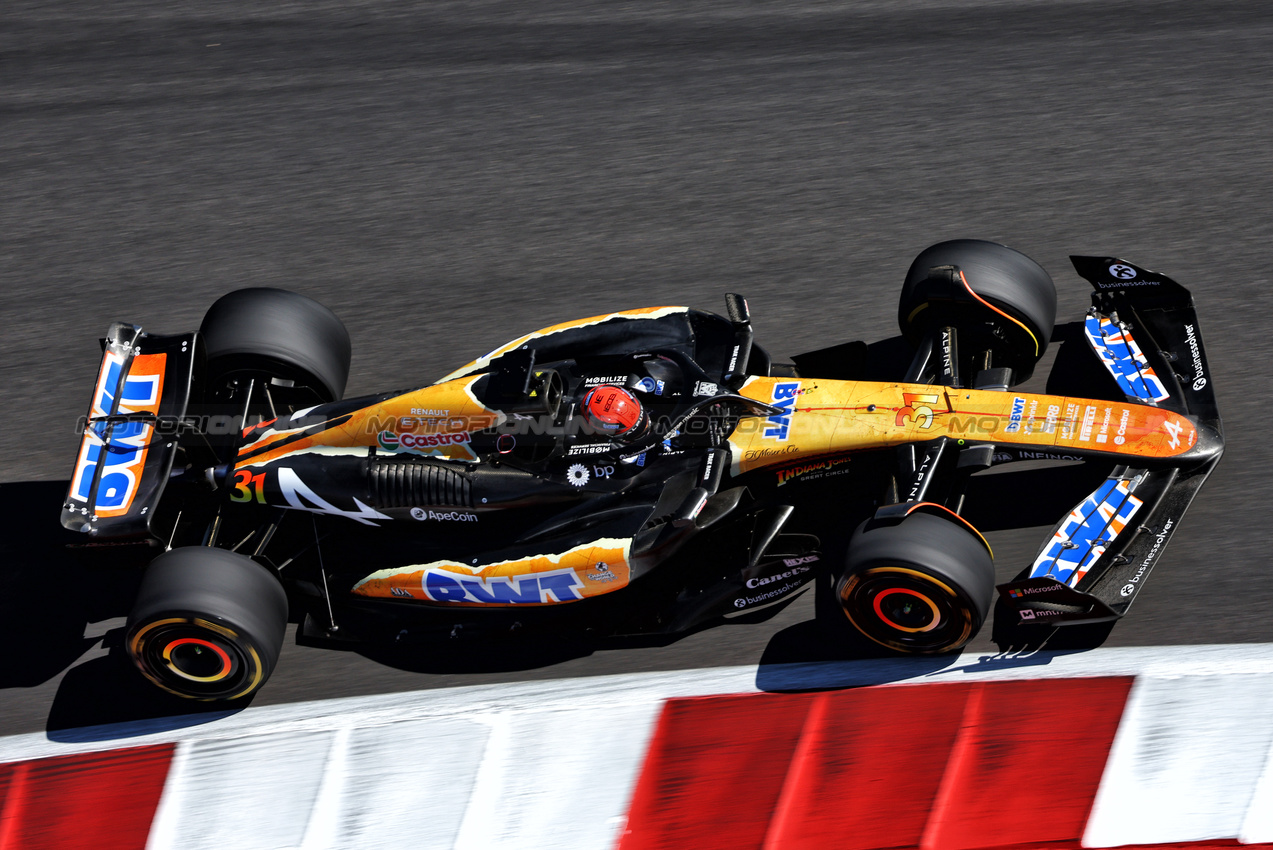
[839,566,975,653]
[128,616,265,700]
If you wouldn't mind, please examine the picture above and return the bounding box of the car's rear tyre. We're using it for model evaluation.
[125,547,289,701]
[834,512,994,654]
[200,287,351,405]
[898,239,1057,384]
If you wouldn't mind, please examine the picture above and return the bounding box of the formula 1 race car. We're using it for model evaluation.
[62,240,1223,701]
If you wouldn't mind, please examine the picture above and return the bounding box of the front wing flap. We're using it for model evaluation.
[1071,255,1221,426]
[997,442,1220,626]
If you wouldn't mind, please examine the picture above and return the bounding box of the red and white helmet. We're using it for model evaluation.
[581,385,647,438]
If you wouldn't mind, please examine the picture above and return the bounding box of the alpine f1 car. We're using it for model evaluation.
[62,240,1223,701]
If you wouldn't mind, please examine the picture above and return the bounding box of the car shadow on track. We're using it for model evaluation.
[755,587,1117,694]
[0,481,250,740]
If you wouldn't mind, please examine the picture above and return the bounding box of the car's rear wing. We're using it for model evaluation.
[997,257,1223,625]
[61,322,200,539]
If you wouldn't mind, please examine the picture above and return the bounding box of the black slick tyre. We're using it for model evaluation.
[898,239,1057,383]
[200,288,351,404]
[125,547,289,701]
[835,512,994,654]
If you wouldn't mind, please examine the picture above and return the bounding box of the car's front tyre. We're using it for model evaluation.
[834,511,994,654]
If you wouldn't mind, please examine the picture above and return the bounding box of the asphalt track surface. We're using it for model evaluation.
[2,0,1271,736]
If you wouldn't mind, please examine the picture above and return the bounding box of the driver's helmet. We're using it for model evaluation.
[581,384,648,438]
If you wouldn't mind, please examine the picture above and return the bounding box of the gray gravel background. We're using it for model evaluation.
[2,0,1270,734]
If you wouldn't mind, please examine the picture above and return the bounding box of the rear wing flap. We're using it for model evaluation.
[62,323,200,539]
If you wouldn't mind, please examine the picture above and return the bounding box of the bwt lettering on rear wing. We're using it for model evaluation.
[62,323,199,539]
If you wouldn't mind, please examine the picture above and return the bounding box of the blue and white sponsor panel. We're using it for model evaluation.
[1030,475,1145,587]
[1085,312,1171,403]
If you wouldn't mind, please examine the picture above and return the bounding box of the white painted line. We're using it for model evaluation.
[1083,673,1273,847]
[453,703,663,850]
[1239,730,1273,844]
[145,740,193,850]
[297,725,350,850]
[321,717,492,850]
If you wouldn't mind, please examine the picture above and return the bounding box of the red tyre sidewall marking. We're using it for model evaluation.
[162,636,233,682]
[872,587,941,633]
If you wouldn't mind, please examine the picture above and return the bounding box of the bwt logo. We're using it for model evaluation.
[764,382,800,441]
[422,568,584,604]
[1005,396,1026,434]
[70,352,166,515]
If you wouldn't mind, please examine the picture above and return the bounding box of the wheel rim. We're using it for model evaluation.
[872,587,941,633]
[839,566,974,653]
[164,637,234,681]
[128,617,264,700]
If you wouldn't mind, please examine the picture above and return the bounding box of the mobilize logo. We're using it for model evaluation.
[568,443,611,456]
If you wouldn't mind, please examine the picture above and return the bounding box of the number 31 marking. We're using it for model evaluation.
[230,469,268,503]
[896,393,939,429]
